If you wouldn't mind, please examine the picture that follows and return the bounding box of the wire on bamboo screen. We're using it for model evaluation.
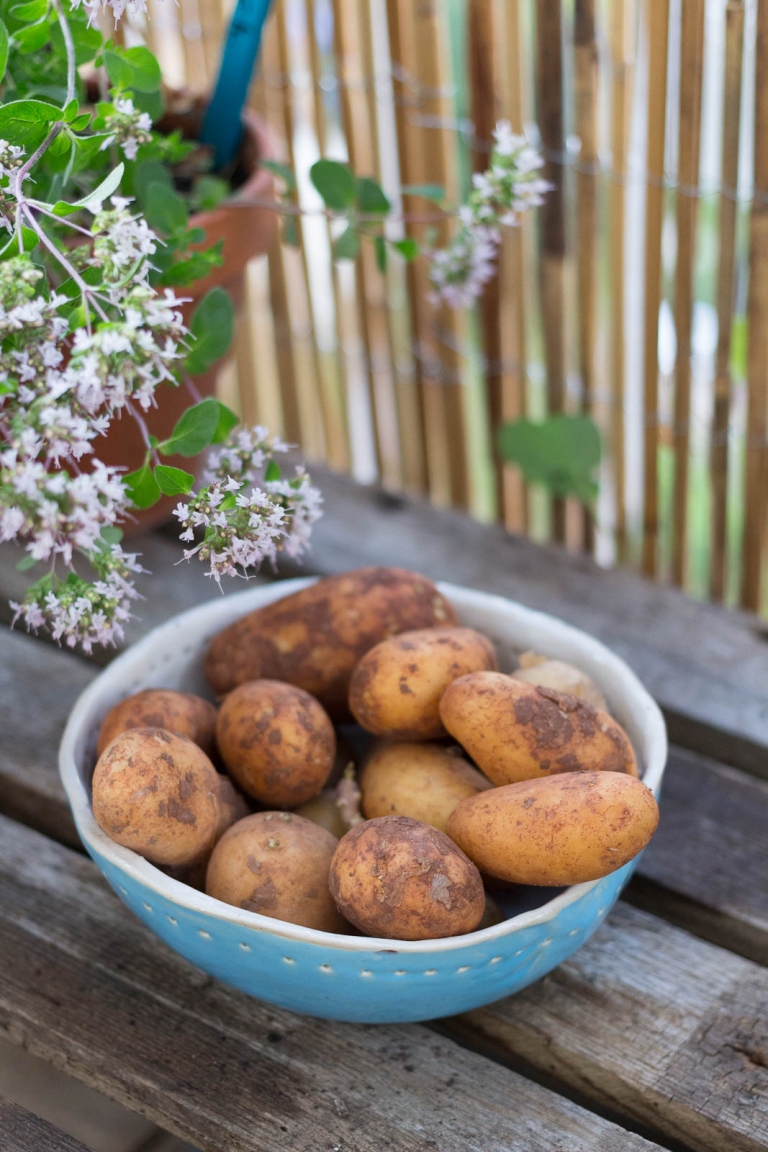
[132,0,767,616]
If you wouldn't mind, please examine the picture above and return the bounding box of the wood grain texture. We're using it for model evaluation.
[277,467,768,774]
[629,745,768,964]
[451,901,768,1152]
[0,1098,91,1152]
[0,815,662,1152]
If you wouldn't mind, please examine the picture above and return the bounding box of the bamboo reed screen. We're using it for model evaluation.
[137,0,768,615]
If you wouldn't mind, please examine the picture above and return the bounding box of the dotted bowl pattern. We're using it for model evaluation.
[60,578,667,1024]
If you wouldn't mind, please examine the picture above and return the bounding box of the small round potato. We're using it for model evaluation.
[439,672,637,785]
[204,566,458,715]
[217,680,336,807]
[349,627,497,740]
[92,728,221,868]
[97,688,218,759]
[446,772,659,886]
[360,742,491,833]
[329,815,485,940]
[206,811,348,932]
[514,652,607,712]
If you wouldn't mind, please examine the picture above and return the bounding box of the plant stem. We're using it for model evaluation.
[127,402,160,465]
[20,205,109,321]
[52,0,77,108]
[13,124,64,198]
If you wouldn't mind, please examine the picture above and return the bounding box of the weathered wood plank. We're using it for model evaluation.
[281,468,768,776]
[627,746,768,966]
[2,621,767,964]
[0,1097,91,1152]
[0,815,662,1152]
[449,900,768,1152]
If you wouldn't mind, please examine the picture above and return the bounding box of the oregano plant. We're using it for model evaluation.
[0,0,321,653]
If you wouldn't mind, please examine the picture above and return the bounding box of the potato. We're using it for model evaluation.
[162,775,251,891]
[97,689,218,759]
[439,672,638,784]
[204,567,458,716]
[349,627,497,739]
[446,772,659,885]
[360,742,491,833]
[514,652,607,712]
[216,680,336,807]
[206,811,348,932]
[294,789,348,839]
[92,728,221,868]
[329,815,485,940]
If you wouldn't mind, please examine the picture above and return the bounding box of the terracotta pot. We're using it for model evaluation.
[98,98,277,534]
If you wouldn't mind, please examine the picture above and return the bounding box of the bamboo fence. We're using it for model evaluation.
[141,0,768,616]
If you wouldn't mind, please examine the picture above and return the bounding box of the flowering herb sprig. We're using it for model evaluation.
[267,121,548,307]
[0,0,321,652]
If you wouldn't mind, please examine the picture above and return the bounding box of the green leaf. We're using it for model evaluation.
[50,18,101,65]
[310,159,356,212]
[264,459,281,482]
[184,287,234,376]
[154,464,195,496]
[99,526,123,545]
[191,175,229,212]
[158,243,223,288]
[392,237,419,261]
[497,415,601,504]
[211,400,239,443]
[69,112,91,132]
[356,176,390,215]
[158,397,222,457]
[185,226,206,244]
[332,225,360,261]
[63,98,79,123]
[125,462,161,509]
[133,158,172,207]
[122,45,162,92]
[401,184,445,203]
[130,87,164,122]
[15,553,38,571]
[261,158,296,191]
[0,20,9,80]
[0,99,61,149]
[15,20,47,52]
[47,131,71,158]
[71,132,113,172]
[374,234,387,273]
[103,49,134,90]
[10,0,48,18]
[52,162,125,215]
[0,226,39,259]
[143,181,188,235]
[283,215,300,248]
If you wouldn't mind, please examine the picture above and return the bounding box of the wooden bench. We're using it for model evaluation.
[0,467,766,1152]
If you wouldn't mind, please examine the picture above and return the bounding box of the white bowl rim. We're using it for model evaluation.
[59,576,668,956]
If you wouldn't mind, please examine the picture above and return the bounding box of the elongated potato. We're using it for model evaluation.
[204,567,457,716]
[92,728,221,868]
[97,689,218,759]
[217,680,335,807]
[206,811,348,932]
[447,773,659,885]
[349,627,497,739]
[514,652,608,712]
[329,815,485,940]
[439,672,637,784]
[360,742,491,833]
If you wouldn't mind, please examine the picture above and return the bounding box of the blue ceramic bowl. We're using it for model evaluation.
[59,579,667,1023]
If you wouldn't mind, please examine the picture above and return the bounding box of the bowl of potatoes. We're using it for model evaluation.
[59,568,667,1023]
